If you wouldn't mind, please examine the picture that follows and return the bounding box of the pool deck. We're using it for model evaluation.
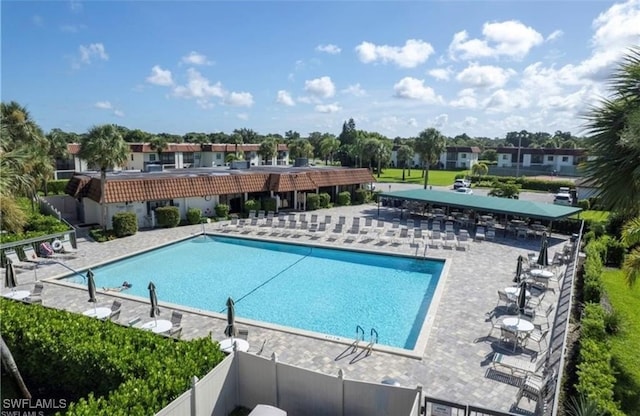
[5,202,569,414]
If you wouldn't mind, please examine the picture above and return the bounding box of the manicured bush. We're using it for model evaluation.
[155,206,180,228]
[244,199,260,214]
[45,179,69,195]
[318,193,331,208]
[600,235,626,267]
[353,189,370,205]
[581,303,607,341]
[215,203,230,219]
[336,191,351,206]
[186,207,202,225]
[306,193,320,210]
[112,212,138,237]
[0,299,224,416]
[262,198,277,213]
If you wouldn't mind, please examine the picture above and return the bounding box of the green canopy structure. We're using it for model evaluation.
[379,189,582,221]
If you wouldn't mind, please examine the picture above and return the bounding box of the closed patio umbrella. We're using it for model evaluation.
[536,233,549,267]
[148,281,160,324]
[517,281,528,316]
[224,297,237,338]
[87,269,97,313]
[5,259,17,293]
[513,255,524,283]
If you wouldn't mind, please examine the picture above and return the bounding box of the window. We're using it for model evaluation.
[149,154,156,162]
[502,154,509,160]
[183,152,194,164]
[562,156,569,162]
[547,156,554,162]
[161,152,175,164]
[460,153,467,159]
[216,153,222,160]
[531,154,543,164]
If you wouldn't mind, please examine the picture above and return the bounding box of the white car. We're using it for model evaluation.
[553,193,573,206]
[455,187,473,195]
[453,179,471,189]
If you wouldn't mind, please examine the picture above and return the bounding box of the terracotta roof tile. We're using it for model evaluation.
[307,169,375,187]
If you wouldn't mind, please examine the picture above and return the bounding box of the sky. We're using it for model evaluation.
[2,1,639,139]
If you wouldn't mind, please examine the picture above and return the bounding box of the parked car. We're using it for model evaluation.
[453,179,471,189]
[553,192,573,206]
[455,187,473,195]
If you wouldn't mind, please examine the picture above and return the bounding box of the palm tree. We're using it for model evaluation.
[583,48,640,216]
[78,124,129,231]
[472,162,489,176]
[621,216,640,286]
[149,135,169,165]
[319,135,340,166]
[258,137,278,165]
[414,128,446,189]
[1,335,31,399]
[397,144,414,181]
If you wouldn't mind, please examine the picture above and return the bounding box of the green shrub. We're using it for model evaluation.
[89,228,116,242]
[605,212,634,240]
[581,303,607,341]
[604,310,624,336]
[46,179,69,195]
[0,299,224,416]
[262,198,277,213]
[306,193,320,210]
[353,189,370,205]
[155,206,180,228]
[112,212,138,237]
[244,199,260,214]
[336,191,351,206]
[186,207,202,225]
[318,193,331,208]
[577,199,591,210]
[215,203,230,218]
[577,338,623,416]
[601,236,626,267]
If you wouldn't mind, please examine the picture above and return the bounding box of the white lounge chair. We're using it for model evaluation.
[428,230,442,248]
[492,352,547,377]
[475,226,486,241]
[457,233,471,250]
[4,250,36,270]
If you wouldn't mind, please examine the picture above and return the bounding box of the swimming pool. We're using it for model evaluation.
[64,235,444,350]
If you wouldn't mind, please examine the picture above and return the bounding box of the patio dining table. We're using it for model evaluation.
[502,317,534,333]
[141,319,172,334]
[3,290,31,300]
[530,269,554,279]
[83,307,112,319]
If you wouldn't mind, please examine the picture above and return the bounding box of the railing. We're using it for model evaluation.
[422,396,518,416]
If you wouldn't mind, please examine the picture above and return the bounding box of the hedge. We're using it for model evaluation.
[306,193,320,210]
[468,175,574,193]
[353,189,371,205]
[336,191,351,206]
[318,193,331,208]
[244,199,260,214]
[155,206,180,228]
[0,299,224,415]
[215,203,230,219]
[186,208,202,225]
[45,179,69,195]
[112,212,138,237]
[262,198,277,213]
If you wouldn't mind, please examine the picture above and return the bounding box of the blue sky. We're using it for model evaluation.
[2,1,639,139]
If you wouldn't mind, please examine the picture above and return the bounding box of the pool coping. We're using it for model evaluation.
[47,231,451,360]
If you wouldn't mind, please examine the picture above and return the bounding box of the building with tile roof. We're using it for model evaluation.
[65,165,376,229]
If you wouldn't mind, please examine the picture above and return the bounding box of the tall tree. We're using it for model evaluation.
[414,128,446,189]
[1,336,31,399]
[258,137,278,165]
[397,144,414,181]
[319,135,340,165]
[583,48,640,215]
[149,135,170,161]
[78,124,129,231]
[621,216,640,286]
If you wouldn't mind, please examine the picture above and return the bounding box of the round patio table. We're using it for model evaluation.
[530,269,554,279]
[502,317,534,333]
[219,338,250,353]
[3,290,30,300]
[141,319,172,333]
[504,287,531,299]
[83,307,112,319]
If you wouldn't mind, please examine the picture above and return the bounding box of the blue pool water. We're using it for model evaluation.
[66,236,444,349]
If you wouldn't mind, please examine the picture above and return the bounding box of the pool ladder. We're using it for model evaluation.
[349,325,365,353]
[365,328,378,356]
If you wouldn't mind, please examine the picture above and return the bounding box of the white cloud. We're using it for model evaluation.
[546,30,563,42]
[146,65,174,86]
[456,63,515,88]
[434,114,449,128]
[342,83,366,97]
[408,118,418,127]
[304,76,336,98]
[173,68,224,99]
[356,39,434,68]
[449,88,478,109]
[78,43,108,64]
[448,20,543,60]
[276,90,295,106]
[592,0,640,50]
[482,88,530,113]
[393,77,442,103]
[316,44,341,54]
[462,116,478,128]
[315,103,341,113]
[428,68,452,81]
[113,109,125,117]
[94,101,112,109]
[181,51,212,66]
[225,91,254,107]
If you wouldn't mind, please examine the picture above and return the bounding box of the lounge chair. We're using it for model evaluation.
[443,231,456,248]
[22,246,55,264]
[4,250,36,270]
[165,311,183,338]
[457,233,471,250]
[428,230,442,248]
[491,352,547,377]
[515,372,556,409]
[412,228,424,246]
[475,226,486,241]
[61,241,79,254]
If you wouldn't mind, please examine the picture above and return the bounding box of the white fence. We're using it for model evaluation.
[156,351,421,416]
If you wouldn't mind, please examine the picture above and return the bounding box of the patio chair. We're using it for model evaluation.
[496,290,515,311]
[532,303,555,327]
[475,226,486,241]
[324,215,332,225]
[443,231,456,248]
[105,300,122,321]
[25,282,44,304]
[500,326,521,352]
[486,228,496,241]
[428,230,442,248]
[515,371,556,409]
[359,218,373,239]
[310,214,318,224]
[393,227,409,244]
[61,240,79,254]
[432,220,442,232]
[375,220,386,238]
[4,250,36,270]
[492,352,547,377]
[298,213,307,223]
[22,246,50,264]
[165,311,183,338]
[257,210,265,220]
[524,324,550,352]
[456,233,471,251]
[445,221,454,233]
[248,210,256,219]
[412,228,425,246]
[407,219,414,230]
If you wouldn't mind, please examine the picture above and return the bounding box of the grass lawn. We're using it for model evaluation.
[374,168,468,187]
[571,210,610,222]
[601,268,640,414]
